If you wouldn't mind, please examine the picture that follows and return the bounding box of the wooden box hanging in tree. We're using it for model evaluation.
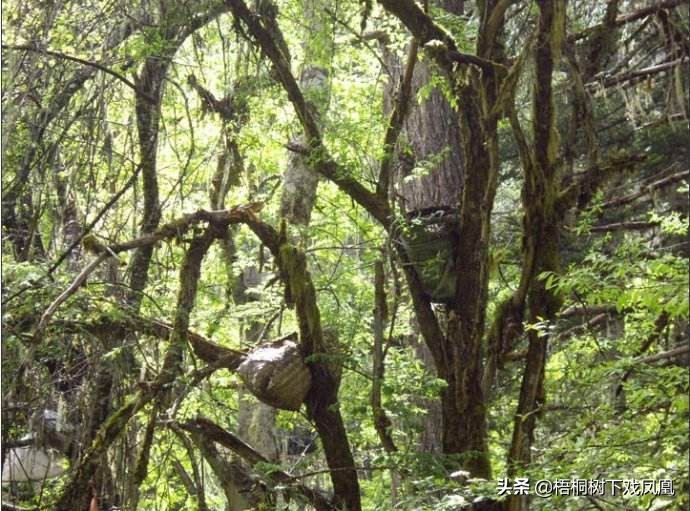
[237,334,311,411]
[397,210,458,303]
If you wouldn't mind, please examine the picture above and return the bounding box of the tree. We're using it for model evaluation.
[2,0,688,510]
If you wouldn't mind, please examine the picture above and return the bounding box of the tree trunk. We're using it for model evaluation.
[507,2,566,509]
[383,2,492,474]
[385,48,464,213]
[279,0,332,225]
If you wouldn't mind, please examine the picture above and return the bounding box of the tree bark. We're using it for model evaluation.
[383,25,464,212]
[507,2,565,510]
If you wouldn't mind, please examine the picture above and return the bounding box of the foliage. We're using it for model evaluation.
[1,0,688,510]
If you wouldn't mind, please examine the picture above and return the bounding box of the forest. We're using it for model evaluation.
[1,0,688,510]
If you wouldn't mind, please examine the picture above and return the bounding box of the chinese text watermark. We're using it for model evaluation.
[497,477,675,498]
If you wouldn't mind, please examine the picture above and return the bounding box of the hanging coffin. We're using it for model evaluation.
[237,334,312,411]
[398,210,458,303]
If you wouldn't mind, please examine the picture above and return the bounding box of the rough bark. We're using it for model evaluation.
[376,0,510,479]
[377,0,506,477]
[382,16,464,212]
[444,1,505,478]
[507,2,565,510]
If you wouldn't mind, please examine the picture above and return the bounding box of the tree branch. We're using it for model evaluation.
[558,153,646,212]
[1,44,156,103]
[34,253,110,342]
[569,0,684,42]
[636,344,689,364]
[47,164,142,275]
[33,204,265,342]
[377,0,502,73]
[560,304,618,317]
[377,38,418,199]
[591,57,689,89]
[58,314,246,369]
[601,169,689,209]
[225,0,391,227]
[371,261,397,453]
[176,417,335,510]
[589,220,659,232]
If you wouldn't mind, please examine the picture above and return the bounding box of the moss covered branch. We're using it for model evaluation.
[52,229,215,509]
[177,417,335,510]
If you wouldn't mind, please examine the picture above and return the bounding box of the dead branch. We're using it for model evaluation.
[560,304,618,317]
[591,57,689,89]
[590,220,660,232]
[569,0,684,42]
[635,344,689,364]
[601,169,690,209]
[1,503,32,511]
[557,313,611,340]
[176,417,335,510]
[34,253,110,341]
[47,164,142,275]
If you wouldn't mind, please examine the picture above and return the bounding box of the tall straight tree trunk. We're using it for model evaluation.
[383,0,504,478]
[444,81,497,477]
[279,0,331,225]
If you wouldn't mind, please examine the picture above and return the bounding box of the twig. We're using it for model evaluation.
[34,254,109,342]
[1,44,156,103]
[48,164,142,275]
[589,220,659,232]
